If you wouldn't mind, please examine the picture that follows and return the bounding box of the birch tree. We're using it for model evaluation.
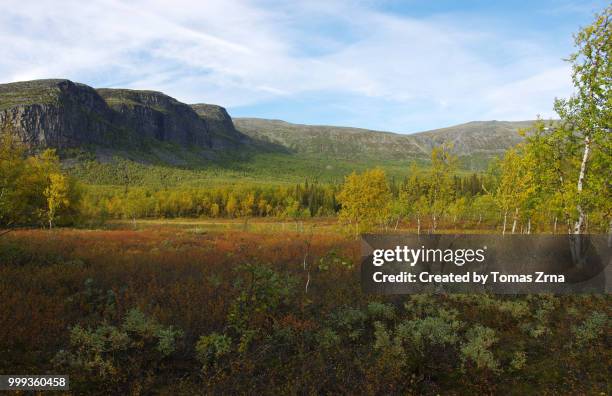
[426,144,456,233]
[553,6,611,236]
[337,168,392,235]
[495,148,534,235]
[44,172,70,229]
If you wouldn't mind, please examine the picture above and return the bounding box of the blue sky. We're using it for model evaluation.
[0,0,608,132]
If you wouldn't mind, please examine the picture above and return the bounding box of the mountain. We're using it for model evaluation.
[190,103,247,145]
[0,79,246,151]
[233,118,534,160]
[0,79,537,176]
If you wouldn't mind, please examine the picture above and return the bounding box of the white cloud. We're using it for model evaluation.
[483,65,573,120]
[0,0,574,130]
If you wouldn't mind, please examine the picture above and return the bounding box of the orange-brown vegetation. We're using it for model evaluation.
[0,227,610,394]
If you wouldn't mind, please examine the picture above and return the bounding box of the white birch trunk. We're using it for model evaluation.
[573,135,591,235]
[527,218,531,235]
[569,135,591,269]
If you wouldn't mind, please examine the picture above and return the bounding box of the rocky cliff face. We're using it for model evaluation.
[190,104,235,134]
[190,103,247,147]
[0,79,115,148]
[97,88,212,148]
[0,79,245,151]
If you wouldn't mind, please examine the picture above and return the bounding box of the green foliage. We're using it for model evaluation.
[79,177,339,222]
[196,333,232,369]
[337,167,392,233]
[316,328,341,349]
[372,321,404,358]
[471,8,611,234]
[329,307,368,341]
[317,248,354,271]
[0,132,81,227]
[69,147,430,187]
[496,300,530,319]
[571,311,608,348]
[519,294,559,339]
[227,264,297,352]
[510,350,527,371]
[460,325,499,371]
[0,7,610,394]
[366,302,396,321]
[54,308,183,393]
[396,313,463,353]
[425,144,457,231]
[495,146,535,233]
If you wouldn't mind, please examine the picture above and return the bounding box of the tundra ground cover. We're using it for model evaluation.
[0,225,609,394]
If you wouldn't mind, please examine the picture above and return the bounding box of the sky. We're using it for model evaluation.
[0,0,608,133]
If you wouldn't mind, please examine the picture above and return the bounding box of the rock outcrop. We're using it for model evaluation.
[191,104,235,135]
[190,103,247,147]
[0,79,247,151]
[0,79,115,148]
[98,88,212,148]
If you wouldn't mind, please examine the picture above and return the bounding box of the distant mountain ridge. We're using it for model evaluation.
[0,79,538,169]
[233,118,535,160]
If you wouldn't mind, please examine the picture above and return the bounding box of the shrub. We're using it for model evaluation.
[572,311,608,348]
[404,294,438,317]
[329,307,367,341]
[366,302,396,321]
[460,325,499,371]
[54,308,183,393]
[396,314,463,352]
[497,300,530,319]
[521,294,560,338]
[196,333,232,369]
[318,249,354,271]
[316,328,341,349]
[227,264,297,352]
[510,351,527,371]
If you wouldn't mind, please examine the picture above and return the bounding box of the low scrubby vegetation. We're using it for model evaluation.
[0,229,609,394]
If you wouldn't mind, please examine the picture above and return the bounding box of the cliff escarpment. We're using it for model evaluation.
[0,79,243,151]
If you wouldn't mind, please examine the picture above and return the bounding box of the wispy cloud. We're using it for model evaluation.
[0,0,603,131]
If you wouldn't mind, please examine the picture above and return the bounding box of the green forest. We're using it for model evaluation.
[2,115,609,235]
